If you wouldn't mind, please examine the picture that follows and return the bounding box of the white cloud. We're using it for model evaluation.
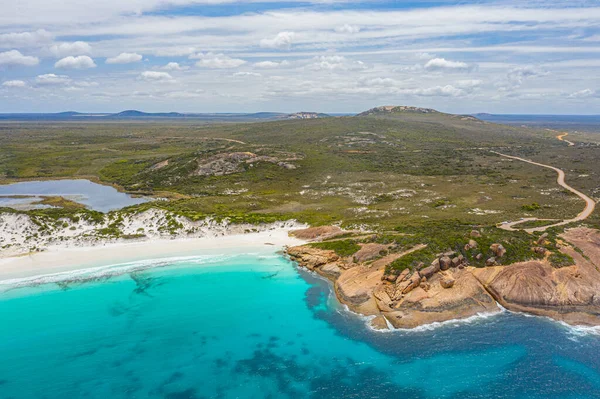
[2,80,27,88]
[335,24,360,34]
[583,35,600,42]
[154,47,196,57]
[309,55,365,71]
[106,52,143,64]
[0,2,599,113]
[35,74,71,85]
[254,60,289,68]
[416,52,436,60]
[506,66,548,87]
[191,53,246,68]
[0,29,52,48]
[424,58,470,71]
[411,85,465,97]
[49,41,92,57]
[73,80,98,88]
[260,32,295,49]
[161,62,189,71]
[355,78,466,97]
[233,72,261,77]
[55,55,96,69]
[455,79,483,89]
[569,89,596,98]
[139,71,175,82]
[358,77,403,88]
[0,50,39,66]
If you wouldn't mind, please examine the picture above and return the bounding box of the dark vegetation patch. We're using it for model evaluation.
[384,220,545,272]
[310,240,361,257]
[548,252,575,268]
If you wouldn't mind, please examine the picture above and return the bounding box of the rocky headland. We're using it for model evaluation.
[286,226,600,330]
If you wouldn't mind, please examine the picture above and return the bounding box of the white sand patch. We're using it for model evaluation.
[0,227,305,281]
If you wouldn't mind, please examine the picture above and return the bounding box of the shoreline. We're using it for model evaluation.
[0,228,305,282]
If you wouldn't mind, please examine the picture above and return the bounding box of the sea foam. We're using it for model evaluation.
[0,253,244,290]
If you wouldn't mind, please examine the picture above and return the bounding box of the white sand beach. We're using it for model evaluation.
[0,228,305,281]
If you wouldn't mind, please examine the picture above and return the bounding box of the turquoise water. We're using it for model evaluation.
[1,250,600,398]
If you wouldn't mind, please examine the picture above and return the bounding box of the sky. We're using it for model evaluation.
[0,0,599,114]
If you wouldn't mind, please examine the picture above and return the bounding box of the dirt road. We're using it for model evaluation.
[556,132,575,146]
[493,151,595,233]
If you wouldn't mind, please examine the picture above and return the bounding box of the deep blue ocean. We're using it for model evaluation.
[1,249,600,399]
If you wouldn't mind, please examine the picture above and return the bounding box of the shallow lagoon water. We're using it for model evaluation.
[0,250,600,398]
[0,179,149,212]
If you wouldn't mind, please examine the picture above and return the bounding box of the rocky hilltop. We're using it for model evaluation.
[357,105,440,117]
[286,226,600,330]
[285,112,330,119]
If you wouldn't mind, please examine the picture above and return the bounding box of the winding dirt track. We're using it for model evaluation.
[493,150,596,233]
[556,132,575,146]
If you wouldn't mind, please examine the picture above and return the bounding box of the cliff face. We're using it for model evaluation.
[286,226,600,330]
[471,227,600,326]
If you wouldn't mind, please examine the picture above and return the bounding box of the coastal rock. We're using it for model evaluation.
[440,256,452,271]
[533,246,547,255]
[286,246,339,270]
[401,273,422,295]
[470,230,482,238]
[353,243,389,263]
[451,257,460,268]
[335,263,385,315]
[373,285,395,312]
[490,243,506,258]
[440,275,455,289]
[320,262,342,279]
[387,269,499,329]
[286,227,600,330]
[370,315,391,330]
[397,268,411,282]
[464,239,478,251]
[289,226,344,241]
[419,265,437,279]
[471,228,600,326]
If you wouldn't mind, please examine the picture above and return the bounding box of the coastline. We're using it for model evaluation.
[0,228,305,282]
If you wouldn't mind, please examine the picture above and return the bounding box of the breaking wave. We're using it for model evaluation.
[0,253,243,290]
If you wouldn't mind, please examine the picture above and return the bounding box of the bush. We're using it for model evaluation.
[522,203,541,211]
[310,240,361,257]
[549,252,575,268]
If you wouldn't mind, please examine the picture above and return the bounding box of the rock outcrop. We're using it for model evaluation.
[470,227,600,326]
[287,226,600,330]
[286,246,339,270]
[287,240,500,330]
[289,226,345,241]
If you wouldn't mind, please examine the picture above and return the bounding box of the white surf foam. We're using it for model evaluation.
[394,309,505,333]
[0,253,244,289]
[488,304,600,339]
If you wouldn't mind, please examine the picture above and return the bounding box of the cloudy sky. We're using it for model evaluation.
[1,0,599,114]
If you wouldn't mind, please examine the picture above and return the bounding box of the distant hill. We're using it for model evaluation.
[357,105,440,117]
[356,106,484,124]
[0,110,330,121]
[284,112,330,119]
[473,113,600,124]
[110,110,187,118]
